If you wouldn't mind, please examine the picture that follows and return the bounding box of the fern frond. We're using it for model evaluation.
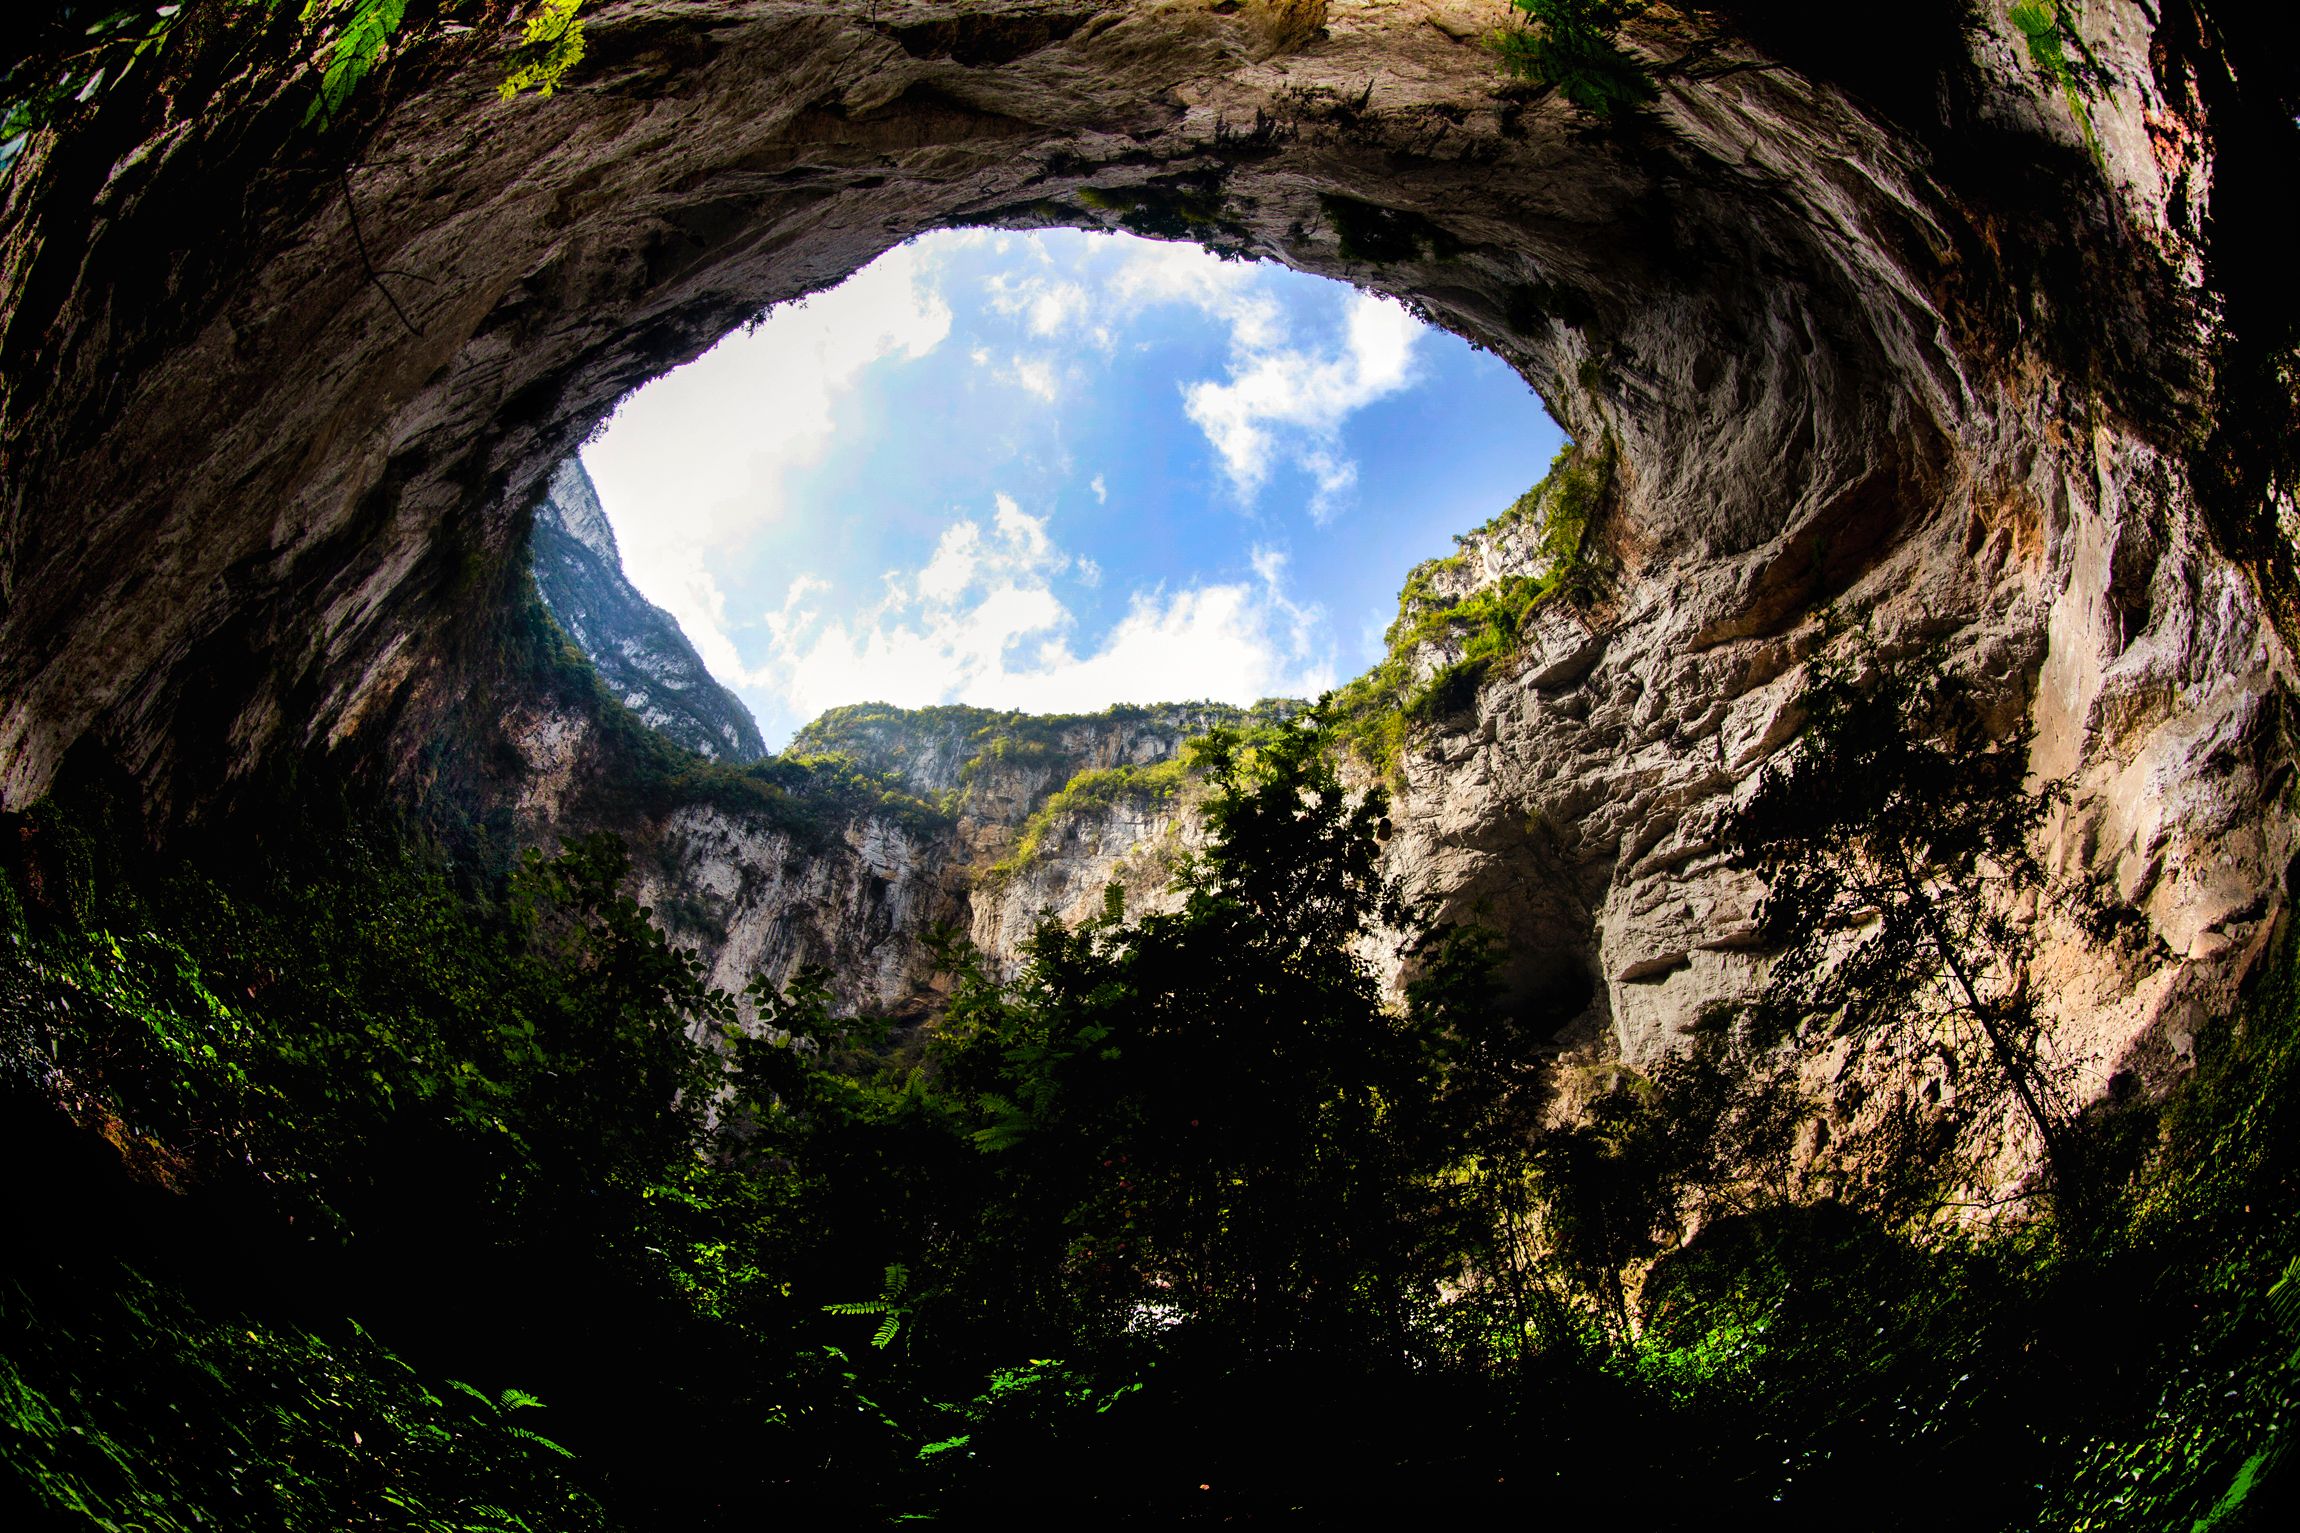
[443,1377,497,1412]
[505,1424,577,1458]
[2270,1254,2300,1367]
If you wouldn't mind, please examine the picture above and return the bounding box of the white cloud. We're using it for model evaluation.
[970,234,1429,515]
[1078,238,1428,517]
[916,520,983,604]
[755,498,1333,719]
[579,240,953,681]
[1300,449,1360,525]
[1107,240,1285,350]
[1181,292,1421,508]
[574,227,1441,741]
[1003,353,1061,402]
[987,273,1092,337]
[992,492,1060,565]
[1248,545,1326,666]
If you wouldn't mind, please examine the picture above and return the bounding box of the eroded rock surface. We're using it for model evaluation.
[2,2,2294,1172]
[501,694,1277,1015]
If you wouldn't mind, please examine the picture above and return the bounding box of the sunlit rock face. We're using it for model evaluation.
[1,4,2294,1141]
[507,701,1263,1018]
[530,459,765,763]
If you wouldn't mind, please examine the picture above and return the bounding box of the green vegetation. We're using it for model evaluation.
[1,775,729,1526]
[949,701,1300,789]
[983,756,1193,887]
[6,651,2300,1524]
[1076,176,1252,257]
[2,1271,604,1532]
[1322,195,1462,265]
[1491,0,1657,120]
[2009,1,2106,161]
[511,586,954,845]
[795,700,1277,774]
[1730,630,2082,1222]
[498,0,587,102]
[1330,442,1609,776]
[1,1,590,174]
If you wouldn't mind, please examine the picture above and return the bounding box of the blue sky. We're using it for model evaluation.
[579,229,1563,749]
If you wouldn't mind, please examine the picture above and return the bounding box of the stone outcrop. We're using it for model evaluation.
[501,690,1277,1015]
[530,458,765,763]
[2,3,2295,1173]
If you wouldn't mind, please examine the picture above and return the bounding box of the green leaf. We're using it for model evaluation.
[499,0,588,101]
[304,0,408,128]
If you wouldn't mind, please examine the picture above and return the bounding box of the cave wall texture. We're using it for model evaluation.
[3,2,2297,1129]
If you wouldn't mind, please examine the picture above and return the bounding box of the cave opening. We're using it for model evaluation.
[5,3,2299,1529]
[545,224,1565,757]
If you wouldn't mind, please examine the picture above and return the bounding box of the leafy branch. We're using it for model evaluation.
[1730,622,2083,1223]
[498,0,585,101]
[823,1262,915,1351]
[1491,0,1656,120]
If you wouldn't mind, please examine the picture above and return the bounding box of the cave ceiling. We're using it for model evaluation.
[3,0,2228,803]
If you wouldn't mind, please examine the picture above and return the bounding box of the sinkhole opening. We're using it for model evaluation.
[530,227,1565,761]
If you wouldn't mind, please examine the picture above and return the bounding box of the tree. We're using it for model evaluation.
[1729,631,2079,1220]
[926,708,1512,1365]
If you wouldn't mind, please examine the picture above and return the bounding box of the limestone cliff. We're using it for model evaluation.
[530,458,766,763]
[3,2,2296,1191]
[496,681,1287,1017]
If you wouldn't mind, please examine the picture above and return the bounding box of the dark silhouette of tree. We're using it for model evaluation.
[1730,631,2079,1219]
[924,708,1514,1365]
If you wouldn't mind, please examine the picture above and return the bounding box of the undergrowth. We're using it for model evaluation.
[2,1267,603,1532]
[3,710,2299,1524]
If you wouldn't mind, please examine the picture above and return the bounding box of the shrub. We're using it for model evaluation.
[1491,0,1657,119]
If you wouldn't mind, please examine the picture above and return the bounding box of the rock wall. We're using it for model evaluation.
[530,458,766,762]
[2,4,2295,1152]
[499,690,1277,1016]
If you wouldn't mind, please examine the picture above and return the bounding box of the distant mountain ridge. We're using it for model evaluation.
[529,459,766,763]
